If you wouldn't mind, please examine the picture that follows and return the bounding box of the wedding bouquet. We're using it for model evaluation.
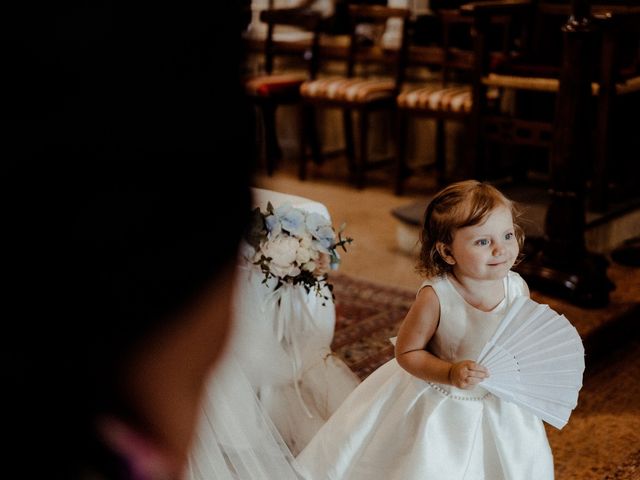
[244,202,353,298]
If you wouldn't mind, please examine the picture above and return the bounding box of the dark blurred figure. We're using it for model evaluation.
[6,1,254,479]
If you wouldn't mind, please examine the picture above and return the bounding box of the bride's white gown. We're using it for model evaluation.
[187,189,360,479]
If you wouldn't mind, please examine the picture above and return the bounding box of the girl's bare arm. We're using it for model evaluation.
[395,287,488,388]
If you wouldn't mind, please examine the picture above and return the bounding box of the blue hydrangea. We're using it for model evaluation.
[264,213,281,236]
[274,204,306,236]
[264,203,308,237]
[306,212,335,252]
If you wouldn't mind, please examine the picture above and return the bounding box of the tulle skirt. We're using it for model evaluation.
[230,267,360,455]
[187,356,304,479]
[187,266,360,479]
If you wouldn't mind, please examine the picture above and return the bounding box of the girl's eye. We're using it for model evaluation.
[505,232,514,240]
[476,239,490,246]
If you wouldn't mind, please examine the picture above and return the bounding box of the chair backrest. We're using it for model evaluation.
[461,0,639,180]
[464,0,639,82]
[592,5,640,86]
[478,1,638,80]
[344,5,411,94]
[260,7,324,78]
[406,7,513,88]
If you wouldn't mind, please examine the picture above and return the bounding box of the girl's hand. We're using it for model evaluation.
[448,361,489,389]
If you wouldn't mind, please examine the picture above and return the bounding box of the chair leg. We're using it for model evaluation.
[342,109,357,178]
[512,146,529,183]
[395,111,409,195]
[299,104,322,180]
[462,117,478,182]
[307,105,322,166]
[261,102,280,176]
[298,104,309,180]
[590,84,613,212]
[356,109,369,189]
[435,118,446,185]
[468,86,485,180]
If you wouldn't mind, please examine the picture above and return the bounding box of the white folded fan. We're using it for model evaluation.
[477,296,585,429]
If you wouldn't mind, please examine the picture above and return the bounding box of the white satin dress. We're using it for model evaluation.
[297,271,554,480]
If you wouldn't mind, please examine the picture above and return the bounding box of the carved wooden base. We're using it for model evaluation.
[515,243,615,308]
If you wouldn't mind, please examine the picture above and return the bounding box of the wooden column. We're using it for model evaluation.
[517,0,614,307]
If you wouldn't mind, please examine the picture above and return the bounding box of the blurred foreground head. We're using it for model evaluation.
[7,1,254,478]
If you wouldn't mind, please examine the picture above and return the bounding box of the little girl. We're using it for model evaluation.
[296,180,554,479]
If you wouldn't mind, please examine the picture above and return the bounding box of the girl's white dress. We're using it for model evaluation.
[296,271,554,480]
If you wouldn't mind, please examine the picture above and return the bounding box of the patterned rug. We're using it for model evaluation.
[330,272,640,480]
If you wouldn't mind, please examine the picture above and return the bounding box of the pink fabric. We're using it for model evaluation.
[98,416,179,480]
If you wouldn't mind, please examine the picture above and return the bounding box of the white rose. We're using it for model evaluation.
[299,232,314,249]
[302,260,317,272]
[296,242,314,265]
[260,234,301,277]
[298,233,319,264]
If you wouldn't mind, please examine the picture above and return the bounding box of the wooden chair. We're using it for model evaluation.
[463,0,640,210]
[298,4,411,188]
[395,8,515,195]
[590,5,640,210]
[245,6,322,175]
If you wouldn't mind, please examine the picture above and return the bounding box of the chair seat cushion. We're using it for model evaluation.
[397,85,472,113]
[245,73,307,97]
[300,77,395,103]
[482,73,640,95]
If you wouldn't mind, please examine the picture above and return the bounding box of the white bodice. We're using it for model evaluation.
[424,271,528,363]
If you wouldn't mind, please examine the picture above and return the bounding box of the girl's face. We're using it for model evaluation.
[443,205,519,282]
